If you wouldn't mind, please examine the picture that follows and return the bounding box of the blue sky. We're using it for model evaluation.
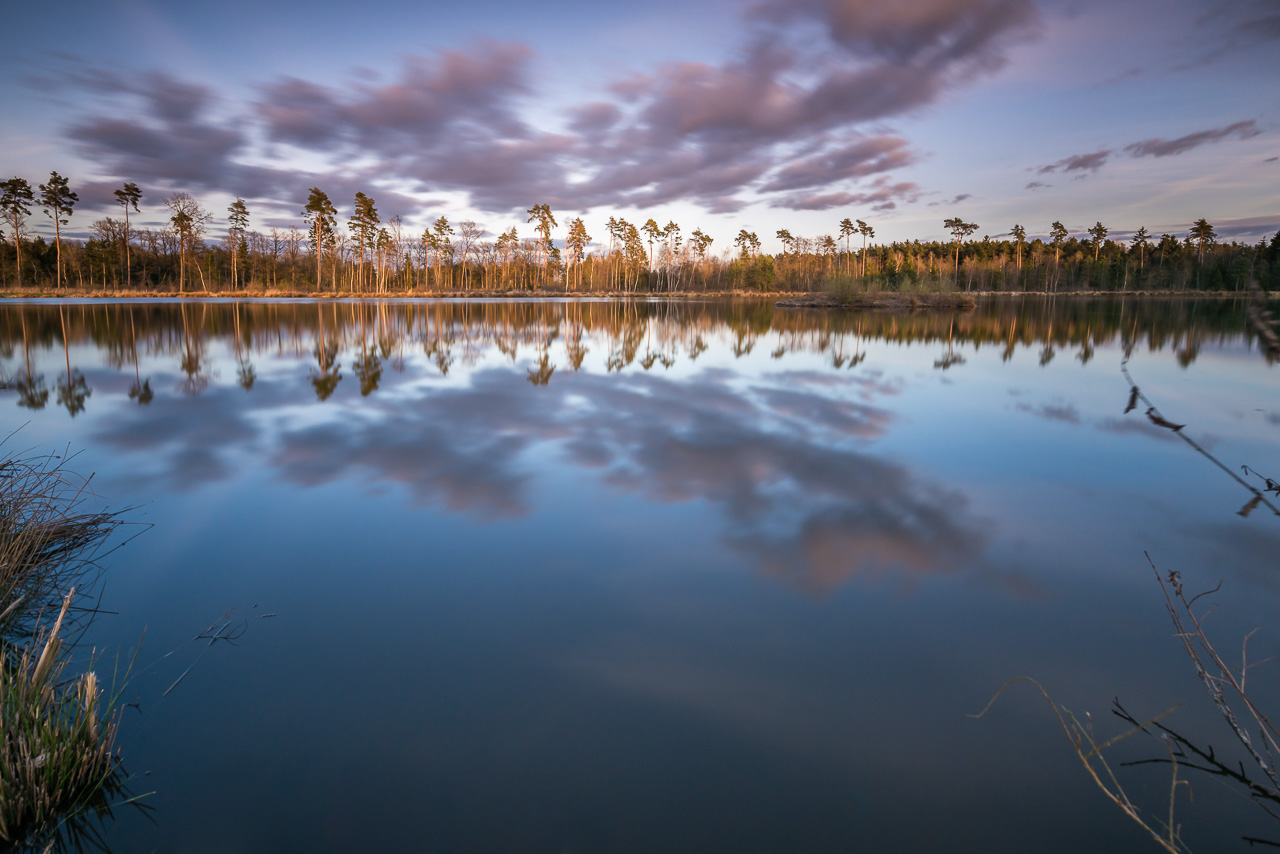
[3,0,1277,252]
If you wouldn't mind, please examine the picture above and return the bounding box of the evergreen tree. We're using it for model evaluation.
[565,218,590,291]
[1189,218,1216,289]
[839,218,855,275]
[1,178,35,287]
[1087,221,1108,261]
[1189,218,1216,265]
[38,172,77,288]
[526,204,557,285]
[1131,227,1150,272]
[228,198,249,288]
[302,188,337,290]
[1049,222,1068,263]
[114,182,142,286]
[642,218,661,273]
[433,216,454,288]
[1049,221,1069,290]
[349,192,379,291]
[944,217,978,288]
[857,219,875,277]
[776,229,795,257]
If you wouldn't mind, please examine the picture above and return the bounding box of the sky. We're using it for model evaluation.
[2,0,1278,253]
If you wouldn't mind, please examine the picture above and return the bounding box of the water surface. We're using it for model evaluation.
[2,297,1277,852]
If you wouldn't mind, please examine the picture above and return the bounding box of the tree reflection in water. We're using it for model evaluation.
[0,296,1269,589]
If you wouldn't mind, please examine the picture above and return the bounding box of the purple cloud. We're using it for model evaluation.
[1035,149,1112,175]
[257,42,535,153]
[55,0,1042,216]
[752,0,1039,66]
[1124,120,1261,158]
[760,136,915,192]
[769,177,922,211]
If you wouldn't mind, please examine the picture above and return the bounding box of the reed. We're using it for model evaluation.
[0,447,123,644]
[0,445,140,848]
[1,590,135,848]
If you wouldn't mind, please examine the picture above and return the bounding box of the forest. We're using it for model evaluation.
[2,176,1279,294]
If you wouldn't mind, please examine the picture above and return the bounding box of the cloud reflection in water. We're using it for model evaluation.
[85,344,987,592]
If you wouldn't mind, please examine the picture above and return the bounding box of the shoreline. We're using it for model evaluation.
[0,287,1265,302]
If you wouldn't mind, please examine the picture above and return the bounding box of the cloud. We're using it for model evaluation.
[64,71,246,189]
[91,385,261,490]
[1178,0,1280,68]
[752,0,1039,66]
[760,136,915,192]
[53,0,1042,217]
[260,364,987,591]
[1192,214,1280,240]
[1025,120,1265,184]
[256,42,536,152]
[1016,401,1081,424]
[1024,181,1049,190]
[1124,119,1261,158]
[77,306,990,593]
[769,177,922,211]
[927,192,972,207]
[1035,149,1111,175]
[56,68,425,219]
[1095,416,1179,443]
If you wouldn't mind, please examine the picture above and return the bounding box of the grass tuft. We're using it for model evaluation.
[0,446,124,645]
[1,590,133,848]
[0,444,143,849]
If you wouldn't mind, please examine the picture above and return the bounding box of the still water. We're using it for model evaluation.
[2,297,1278,852]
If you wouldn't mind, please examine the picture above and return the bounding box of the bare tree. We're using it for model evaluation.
[165,192,212,292]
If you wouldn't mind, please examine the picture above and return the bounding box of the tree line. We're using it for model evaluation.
[2,174,1279,294]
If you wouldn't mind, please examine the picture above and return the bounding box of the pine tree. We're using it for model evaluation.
[857,219,875,277]
[349,192,379,291]
[1131,226,1150,272]
[839,218,855,275]
[565,218,590,291]
[944,217,979,288]
[228,198,250,288]
[1,178,35,287]
[302,188,337,291]
[114,182,142,286]
[39,172,78,288]
[1087,221,1108,262]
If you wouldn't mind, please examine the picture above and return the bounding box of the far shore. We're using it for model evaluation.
[0,287,1264,303]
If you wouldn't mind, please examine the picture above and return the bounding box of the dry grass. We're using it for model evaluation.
[0,446,125,644]
[1,591,136,848]
[0,444,143,848]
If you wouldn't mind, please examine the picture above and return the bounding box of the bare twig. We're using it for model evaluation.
[1120,360,1280,518]
[1148,553,1280,794]
[974,677,1191,853]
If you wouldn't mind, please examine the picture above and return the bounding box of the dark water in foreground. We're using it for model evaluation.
[2,297,1278,852]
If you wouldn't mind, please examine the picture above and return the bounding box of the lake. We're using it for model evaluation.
[2,296,1278,852]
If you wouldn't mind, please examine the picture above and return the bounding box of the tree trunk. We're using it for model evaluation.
[55,215,63,289]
